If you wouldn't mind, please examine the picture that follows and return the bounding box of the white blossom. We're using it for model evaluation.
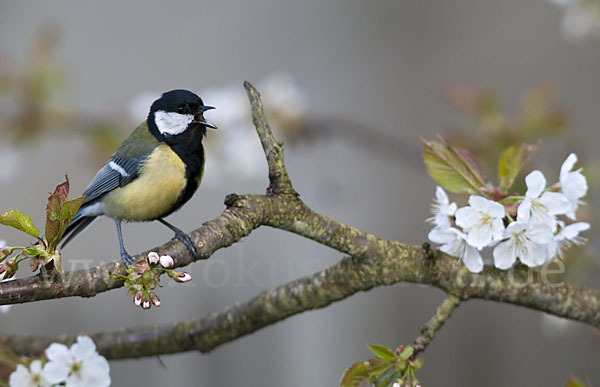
[427,186,457,229]
[517,170,571,230]
[9,360,51,387]
[455,196,505,250]
[546,221,590,259]
[429,227,483,273]
[493,221,554,269]
[560,153,588,219]
[44,336,110,387]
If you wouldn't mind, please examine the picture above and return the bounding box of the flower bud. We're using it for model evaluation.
[174,272,192,283]
[142,298,151,309]
[133,291,143,306]
[147,252,160,265]
[159,255,174,268]
[150,292,161,307]
[0,258,17,280]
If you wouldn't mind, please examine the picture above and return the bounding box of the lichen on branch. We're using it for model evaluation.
[0,82,599,364]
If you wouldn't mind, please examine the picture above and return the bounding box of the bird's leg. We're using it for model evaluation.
[115,220,136,266]
[157,218,197,257]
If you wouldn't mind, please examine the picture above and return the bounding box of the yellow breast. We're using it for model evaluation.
[102,144,187,221]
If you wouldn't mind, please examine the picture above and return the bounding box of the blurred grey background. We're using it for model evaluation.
[1,1,599,386]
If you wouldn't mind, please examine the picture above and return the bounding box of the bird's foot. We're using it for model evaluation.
[172,230,198,257]
[120,252,138,267]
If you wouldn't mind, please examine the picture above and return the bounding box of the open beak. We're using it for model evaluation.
[193,105,217,129]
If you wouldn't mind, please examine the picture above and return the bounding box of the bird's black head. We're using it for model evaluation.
[148,89,216,142]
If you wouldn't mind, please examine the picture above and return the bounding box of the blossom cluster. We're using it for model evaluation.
[9,336,110,387]
[428,154,589,273]
[110,252,192,309]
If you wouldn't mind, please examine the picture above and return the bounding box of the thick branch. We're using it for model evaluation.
[2,245,600,359]
[1,82,599,361]
[413,295,461,355]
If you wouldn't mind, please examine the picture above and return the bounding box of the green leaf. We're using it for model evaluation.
[367,344,396,360]
[422,138,487,194]
[411,357,424,370]
[44,177,84,251]
[497,143,539,193]
[0,209,40,238]
[340,361,370,387]
[368,359,393,380]
[399,346,414,361]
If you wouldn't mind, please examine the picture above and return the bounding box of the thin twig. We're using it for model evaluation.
[413,295,461,355]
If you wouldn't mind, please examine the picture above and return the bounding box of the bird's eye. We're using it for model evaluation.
[177,106,185,114]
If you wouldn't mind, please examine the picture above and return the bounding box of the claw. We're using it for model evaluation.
[158,218,197,257]
[121,253,137,267]
[172,230,198,257]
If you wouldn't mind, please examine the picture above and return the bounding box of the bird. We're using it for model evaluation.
[60,89,217,266]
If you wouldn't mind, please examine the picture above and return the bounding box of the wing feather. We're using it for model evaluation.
[82,155,147,204]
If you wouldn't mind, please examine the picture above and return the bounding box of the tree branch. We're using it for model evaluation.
[244,81,296,196]
[413,295,461,355]
[1,82,599,362]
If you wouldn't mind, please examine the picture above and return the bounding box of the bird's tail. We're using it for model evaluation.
[60,211,98,249]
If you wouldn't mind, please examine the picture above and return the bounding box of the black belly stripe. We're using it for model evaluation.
[164,142,205,216]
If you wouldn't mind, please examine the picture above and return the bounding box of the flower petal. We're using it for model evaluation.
[519,242,547,267]
[435,186,449,206]
[9,364,30,387]
[466,225,492,250]
[71,336,97,361]
[539,192,571,215]
[526,223,554,245]
[525,170,546,198]
[45,343,71,363]
[516,197,532,222]
[428,227,455,244]
[557,222,590,241]
[462,245,483,273]
[562,171,588,201]
[490,218,505,241]
[455,207,479,230]
[43,360,70,384]
[560,153,578,180]
[493,239,517,269]
[440,241,461,258]
[29,360,44,374]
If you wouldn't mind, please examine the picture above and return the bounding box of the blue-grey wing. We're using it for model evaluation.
[82,155,147,204]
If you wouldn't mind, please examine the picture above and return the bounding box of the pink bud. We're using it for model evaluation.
[150,293,161,307]
[133,291,143,306]
[0,259,17,280]
[142,299,151,309]
[159,255,174,268]
[147,252,160,265]
[175,272,192,283]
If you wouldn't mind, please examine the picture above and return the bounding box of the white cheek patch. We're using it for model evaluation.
[154,110,194,136]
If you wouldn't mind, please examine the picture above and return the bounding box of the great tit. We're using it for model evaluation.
[60,89,217,265]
